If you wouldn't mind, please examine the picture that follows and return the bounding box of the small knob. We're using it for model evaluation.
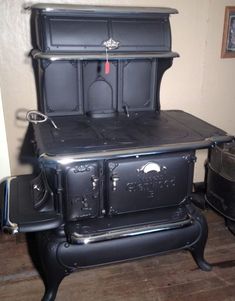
[111,175,120,191]
[33,184,40,191]
[82,197,88,208]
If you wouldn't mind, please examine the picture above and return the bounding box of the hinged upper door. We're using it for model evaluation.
[41,17,110,52]
[106,152,195,215]
[110,18,170,52]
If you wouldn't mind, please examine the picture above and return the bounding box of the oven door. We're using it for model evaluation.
[0,175,62,234]
[106,151,195,215]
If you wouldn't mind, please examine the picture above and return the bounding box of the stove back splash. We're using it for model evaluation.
[34,57,173,117]
[31,6,178,117]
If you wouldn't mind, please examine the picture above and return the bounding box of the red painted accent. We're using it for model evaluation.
[105,61,110,74]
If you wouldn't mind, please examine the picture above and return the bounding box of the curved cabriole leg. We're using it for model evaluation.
[35,231,71,301]
[188,205,212,271]
[190,242,212,271]
[41,266,67,301]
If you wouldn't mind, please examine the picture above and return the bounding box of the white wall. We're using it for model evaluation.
[0,88,11,180]
[0,0,235,180]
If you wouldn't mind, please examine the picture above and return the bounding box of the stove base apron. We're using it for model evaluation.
[1,150,212,301]
[34,204,211,301]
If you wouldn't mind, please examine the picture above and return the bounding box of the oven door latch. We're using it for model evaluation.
[111,174,120,191]
[91,176,99,190]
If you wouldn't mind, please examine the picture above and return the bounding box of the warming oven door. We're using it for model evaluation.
[106,151,195,215]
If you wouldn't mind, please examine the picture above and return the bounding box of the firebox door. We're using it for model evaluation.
[65,162,101,221]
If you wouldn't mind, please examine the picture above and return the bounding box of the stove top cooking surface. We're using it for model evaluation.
[33,110,228,157]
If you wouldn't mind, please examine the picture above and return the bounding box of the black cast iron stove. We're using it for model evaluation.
[0,4,233,301]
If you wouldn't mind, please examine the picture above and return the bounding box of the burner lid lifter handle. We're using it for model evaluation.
[26,110,59,129]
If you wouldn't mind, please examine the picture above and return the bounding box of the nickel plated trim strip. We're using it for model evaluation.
[31,50,180,61]
[70,218,193,244]
[28,5,178,15]
[39,136,234,165]
[1,177,18,234]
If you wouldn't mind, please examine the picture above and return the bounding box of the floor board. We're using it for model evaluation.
[1,210,235,301]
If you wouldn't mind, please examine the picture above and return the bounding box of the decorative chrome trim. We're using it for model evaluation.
[39,136,234,164]
[138,162,161,173]
[70,218,193,244]
[103,38,120,50]
[1,177,19,234]
[28,4,178,15]
[31,50,180,61]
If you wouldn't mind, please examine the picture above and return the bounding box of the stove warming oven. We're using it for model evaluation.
[0,4,233,301]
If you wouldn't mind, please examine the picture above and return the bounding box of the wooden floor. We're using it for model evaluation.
[1,210,235,301]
